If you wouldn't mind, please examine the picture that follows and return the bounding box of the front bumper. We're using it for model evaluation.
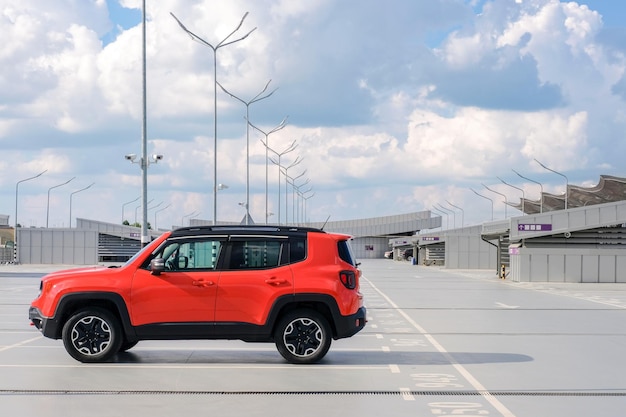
[29,307,60,339]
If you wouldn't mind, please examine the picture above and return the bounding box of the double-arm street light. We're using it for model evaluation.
[171,12,256,225]
[218,80,277,225]
[69,182,95,228]
[249,116,288,224]
[281,163,304,225]
[268,141,298,224]
[14,169,47,262]
[302,191,315,225]
[47,177,75,228]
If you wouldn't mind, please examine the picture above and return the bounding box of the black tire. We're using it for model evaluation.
[61,307,123,363]
[274,309,332,364]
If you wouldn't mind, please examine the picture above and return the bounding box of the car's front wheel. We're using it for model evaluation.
[61,307,123,363]
[274,309,332,364]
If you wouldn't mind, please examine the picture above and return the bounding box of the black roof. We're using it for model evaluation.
[170,224,326,238]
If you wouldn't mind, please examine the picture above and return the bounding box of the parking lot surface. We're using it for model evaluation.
[2,259,626,416]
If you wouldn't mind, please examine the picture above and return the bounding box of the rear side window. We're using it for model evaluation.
[228,240,283,270]
[289,237,306,263]
[337,240,357,266]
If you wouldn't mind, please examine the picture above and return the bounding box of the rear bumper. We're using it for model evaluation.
[334,307,367,339]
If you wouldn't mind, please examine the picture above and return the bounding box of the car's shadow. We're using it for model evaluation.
[112,349,533,365]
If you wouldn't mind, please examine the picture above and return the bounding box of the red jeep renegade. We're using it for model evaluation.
[29,225,366,364]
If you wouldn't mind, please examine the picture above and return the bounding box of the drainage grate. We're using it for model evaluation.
[1,390,625,397]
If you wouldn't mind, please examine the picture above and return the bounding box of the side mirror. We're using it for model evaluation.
[150,258,165,275]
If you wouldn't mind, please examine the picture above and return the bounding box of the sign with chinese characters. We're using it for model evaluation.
[422,237,440,241]
[517,224,552,232]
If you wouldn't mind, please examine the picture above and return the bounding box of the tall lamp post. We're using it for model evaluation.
[534,158,568,210]
[218,80,277,224]
[69,182,94,228]
[14,169,47,263]
[47,177,75,228]
[154,204,171,231]
[446,200,464,227]
[249,117,288,224]
[470,188,494,221]
[483,183,508,219]
[431,206,448,229]
[498,176,525,214]
[436,203,455,228]
[513,169,543,213]
[171,12,256,226]
[302,191,315,225]
[283,165,305,225]
[268,142,298,224]
[122,196,140,224]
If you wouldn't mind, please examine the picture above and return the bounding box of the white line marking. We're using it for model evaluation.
[400,387,415,401]
[364,277,517,417]
[0,335,43,353]
[389,364,400,374]
[495,302,519,309]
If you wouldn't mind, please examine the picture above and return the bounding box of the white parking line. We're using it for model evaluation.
[363,277,517,417]
[0,335,42,353]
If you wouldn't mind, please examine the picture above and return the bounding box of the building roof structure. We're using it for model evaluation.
[510,175,626,214]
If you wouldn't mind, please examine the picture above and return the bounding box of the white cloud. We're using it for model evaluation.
[1,0,625,231]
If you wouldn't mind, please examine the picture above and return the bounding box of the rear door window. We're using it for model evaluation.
[227,238,285,270]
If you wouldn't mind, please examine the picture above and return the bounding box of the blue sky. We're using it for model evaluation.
[1,0,626,231]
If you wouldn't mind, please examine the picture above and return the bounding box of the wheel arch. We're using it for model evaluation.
[268,294,341,339]
[51,292,135,341]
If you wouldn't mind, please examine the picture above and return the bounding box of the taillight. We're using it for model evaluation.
[339,270,357,289]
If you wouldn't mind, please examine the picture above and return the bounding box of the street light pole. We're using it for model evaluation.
[534,158,568,210]
[268,141,297,224]
[122,196,140,224]
[436,203,455,228]
[69,182,94,228]
[446,200,464,227]
[470,188,494,221]
[513,169,543,213]
[498,176,525,214]
[482,183,508,219]
[249,117,288,224]
[302,191,315,225]
[14,169,47,263]
[171,12,256,226]
[431,206,448,229]
[47,177,75,228]
[154,204,171,231]
[217,80,277,225]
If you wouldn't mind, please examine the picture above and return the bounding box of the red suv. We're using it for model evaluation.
[29,226,366,364]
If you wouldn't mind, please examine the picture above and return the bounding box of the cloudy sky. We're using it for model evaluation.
[1,0,626,231]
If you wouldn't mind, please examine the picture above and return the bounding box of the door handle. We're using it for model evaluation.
[265,278,288,286]
[192,280,214,287]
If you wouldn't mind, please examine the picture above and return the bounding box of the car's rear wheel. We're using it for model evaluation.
[62,307,122,363]
[274,309,331,364]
